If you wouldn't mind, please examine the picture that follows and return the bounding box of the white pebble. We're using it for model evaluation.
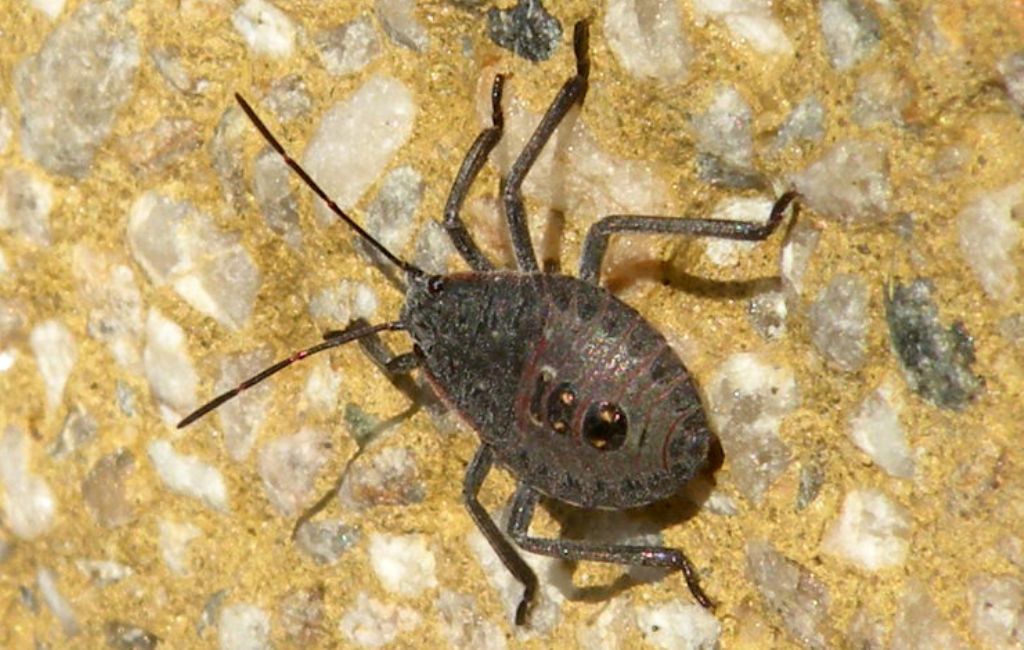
[636,600,721,650]
[147,439,229,512]
[29,319,77,410]
[216,348,273,461]
[692,85,754,167]
[302,359,343,414]
[158,518,201,575]
[315,15,381,77]
[848,382,914,478]
[957,182,1023,303]
[604,0,690,83]
[0,168,54,246]
[74,559,133,586]
[219,603,272,650]
[820,0,881,70]
[702,196,774,267]
[37,567,79,637]
[821,488,910,570]
[792,139,890,225]
[369,533,438,597]
[339,592,422,648]
[29,0,66,19]
[435,590,508,650]
[968,575,1024,650]
[375,0,430,52]
[0,426,57,539]
[231,0,297,59]
[143,309,197,423]
[303,76,416,226]
[257,427,329,516]
[693,0,794,55]
[706,352,799,503]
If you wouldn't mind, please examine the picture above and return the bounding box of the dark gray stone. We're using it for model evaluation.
[487,0,563,62]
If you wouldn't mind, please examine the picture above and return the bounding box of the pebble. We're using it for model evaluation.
[71,246,144,371]
[746,540,832,649]
[957,181,1023,303]
[998,51,1024,112]
[845,607,887,649]
[375,0,430,53]
[38,566,80,637]
[780,218,823,296]
[210,106,250,215]
[215,348,274,461]
[339,592,422,648]
[117,117,202,176]
[604,0,688,81]
[575,595,636,650]
[773,97,827,152]
[821,488,910,570]
[635,600,721,650]
[853,69,912,127]
[706,352,798,504]
[890,580,969,650]
[30,0,65,19]
[315,14,381,76]
[127,193,261,331]
[792,140,891,225]
[819,0,882,71]
[413,219,457,275]
[103,621,159,650]
[142,309,198,421]
[301,358,344,415]
[81,449,136,528]
[260,74,311,123]
[293,518,360,565]
[368,533,438,597]
[49,406,96,459]
[692,0,794,56]
[0,426,57,540]
[692,86,754,169]
[308,280,379,330]
[157,518,201,575]
[147,439,229,512]
[338,446,425,510]
[250,147,299,248]
[0,167,54,246]
[15,0,140,178]
[0,107,10,153]
[30,319,77,410]
[149,46,205,96]
[796,458,825,510]
[278,587,326,646]
[302,75,416,226]
[218,603,271,650]
[257,427,330,516]
[884,278,983,410]
[967,574,1024,650]
[487,0,561,62]
[231,0,298,59]
[435,590,507,650]
[364,165,424,260]
[74,559,133,587]
[848,382,915,478]
[747,289,788,341]
[808,273,869,372]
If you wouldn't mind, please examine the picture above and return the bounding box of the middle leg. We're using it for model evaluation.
[507,483,713,609]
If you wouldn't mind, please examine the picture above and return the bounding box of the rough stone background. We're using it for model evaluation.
[1,0,1022,648]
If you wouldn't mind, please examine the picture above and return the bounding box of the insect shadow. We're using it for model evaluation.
[178,20,798,626]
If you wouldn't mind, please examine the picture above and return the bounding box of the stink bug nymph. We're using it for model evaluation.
[179,20,799,625]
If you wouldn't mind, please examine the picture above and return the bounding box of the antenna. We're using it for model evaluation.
[234,93,424,278]
[177,321,403,428]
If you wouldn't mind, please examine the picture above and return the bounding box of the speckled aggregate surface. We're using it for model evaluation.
[1,1,1022,648]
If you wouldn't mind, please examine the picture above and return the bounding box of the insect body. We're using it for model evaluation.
[180,20,798,625]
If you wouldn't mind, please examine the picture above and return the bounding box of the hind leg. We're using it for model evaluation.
[506,483,713,609]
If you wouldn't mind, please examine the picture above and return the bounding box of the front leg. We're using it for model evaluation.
[507,483,714,609]
[578,191,799,284]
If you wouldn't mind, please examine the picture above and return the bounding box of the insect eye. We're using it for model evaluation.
[583,401,628,451]
[546,382,577,434]
[427,276,444,294]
